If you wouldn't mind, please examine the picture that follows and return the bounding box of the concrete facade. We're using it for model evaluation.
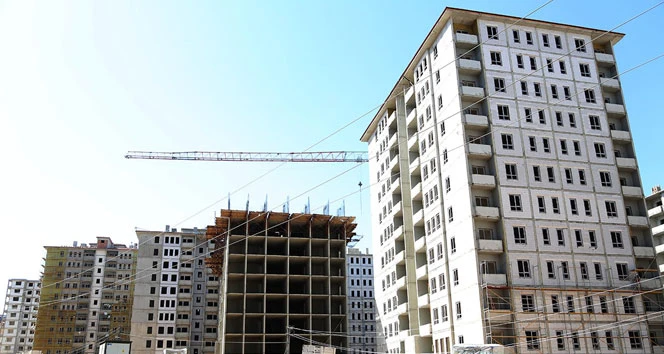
[361,7,664,354]
[130,227,219,354]
[346,248,379,353]
[0,279,40,354]
[34,237,137,354]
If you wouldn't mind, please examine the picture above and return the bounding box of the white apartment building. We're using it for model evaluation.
[130,226,219,354]
[361,7,664,354]
[346,248,379,353]
[646,186,664,274]
[0,279,40,354]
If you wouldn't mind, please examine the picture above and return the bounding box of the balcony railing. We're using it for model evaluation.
[467,143,492,159]
[601,77,620,92]
[627,215,649,228]
[455,33,479,47]
[610,129,631,142]
[596,52,616,64]
[458,58,482,73]
[471,174,496,189]
[621,185,642,198]
[464,114,489,128]
[474,206,500,220]
[478,239,503,253]
[633,246,655,258]
[460,85,485,98]
[616,157,637,170]
[482,273,507,286]
[606,103,626,117]
[649,205,664,218]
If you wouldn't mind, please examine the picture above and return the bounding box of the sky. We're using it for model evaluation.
[1,0,663,299]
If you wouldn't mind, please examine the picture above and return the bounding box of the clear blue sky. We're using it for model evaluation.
[1,0,663,298]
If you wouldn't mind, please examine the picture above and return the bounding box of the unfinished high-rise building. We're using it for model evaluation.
[34,237,137,354]
[130,226,219,354]
[361,6,664,354]
[206,209,356,354]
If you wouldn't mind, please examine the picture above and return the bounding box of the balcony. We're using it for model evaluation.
[411,181,422,200]
[653,224,664,237]
[616,157,637,171]
[418,293,430,307]
[408,133,419,151]
[406,107,417,127]
[482,273,507,286]
[596,52,616,65]
[649,205,664,218]
[467,143,492,160]
[473,206,500,221]
[610,129,631,143]
[394,225,404,241]
[391,201,402,217]
[627,215,649,228]
[387,111,396,127]
[389,155,399,173]
[634,246,655,258]
[412,209,424,226]
[458,58,481,73]
[419,323,432,336]
[605,103,626,117]
[471,174,496,190]
[388,132,398,149]
[464,114,489,129]
[409,157,420,173]
[460,85,485,99]
[394,251,405,265]
[601,77,620,92]
[478,239,503,254]
[414,235,426,252]
[622,185,643,199]
[455,32,479,47]
[416,265,428,280]
[394,276,406,290]
[405,85,414,103]
[485,309,512,323]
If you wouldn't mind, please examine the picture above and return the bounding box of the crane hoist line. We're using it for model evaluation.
[124,151,369,163]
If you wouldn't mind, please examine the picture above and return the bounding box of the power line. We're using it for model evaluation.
[37,0,558,294]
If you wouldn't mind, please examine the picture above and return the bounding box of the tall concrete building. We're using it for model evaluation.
[206,209,356,354]
[361,7,664,354]
[346,248,379,354]
[34,237,137,354]
[0,279,40,354]
[130,226,219,354]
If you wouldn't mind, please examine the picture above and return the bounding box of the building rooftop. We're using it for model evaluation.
[360,6,625,142]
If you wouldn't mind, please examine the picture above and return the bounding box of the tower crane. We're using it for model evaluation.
[124,150,369,163]
[125,150,368,247]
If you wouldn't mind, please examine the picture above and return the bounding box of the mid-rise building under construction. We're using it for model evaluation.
[206,209,356,354]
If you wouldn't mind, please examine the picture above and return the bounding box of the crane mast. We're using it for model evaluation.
[124,151,369,163]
